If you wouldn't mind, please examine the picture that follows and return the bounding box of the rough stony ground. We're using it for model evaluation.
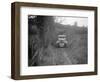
[37,44,72,66]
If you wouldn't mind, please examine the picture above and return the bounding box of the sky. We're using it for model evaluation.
[55,16,88,27]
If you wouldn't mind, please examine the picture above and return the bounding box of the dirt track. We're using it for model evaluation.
[38,44,72,65]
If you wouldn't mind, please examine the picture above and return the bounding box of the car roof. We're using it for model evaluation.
[58,35,66,37]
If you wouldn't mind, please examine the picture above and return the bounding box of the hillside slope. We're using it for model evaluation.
[29,23,88,66]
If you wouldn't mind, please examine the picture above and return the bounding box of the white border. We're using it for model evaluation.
[20,7,95,75]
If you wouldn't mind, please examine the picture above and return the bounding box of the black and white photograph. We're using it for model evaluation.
[28,15,88,66]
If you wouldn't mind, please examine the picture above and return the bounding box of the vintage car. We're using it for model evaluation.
[56,34,68,48]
